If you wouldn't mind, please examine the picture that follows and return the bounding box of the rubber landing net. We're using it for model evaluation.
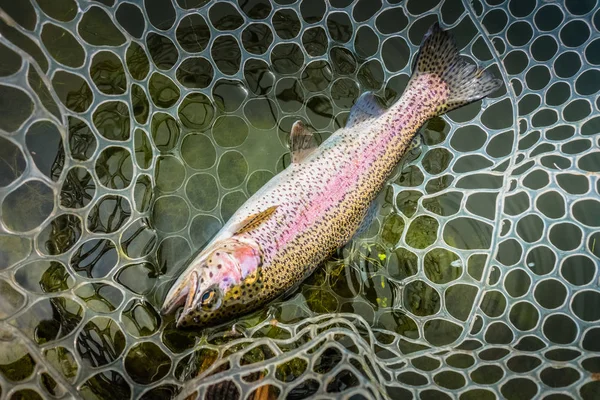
[0,0,599,399]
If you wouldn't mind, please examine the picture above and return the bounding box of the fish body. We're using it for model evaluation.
[162,23,502,328]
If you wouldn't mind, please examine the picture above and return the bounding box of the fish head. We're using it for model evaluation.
[161,236,264,328]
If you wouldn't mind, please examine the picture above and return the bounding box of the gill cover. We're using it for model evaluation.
[161,206,278,327]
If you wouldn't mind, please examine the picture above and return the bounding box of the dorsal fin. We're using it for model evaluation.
[346,92,387,128]
[290,121,318,163]
[234,205,279,234]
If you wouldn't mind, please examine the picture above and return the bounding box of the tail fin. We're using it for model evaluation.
[412,22,503,113]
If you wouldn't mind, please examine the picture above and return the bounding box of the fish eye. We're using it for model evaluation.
[200,289,219,310]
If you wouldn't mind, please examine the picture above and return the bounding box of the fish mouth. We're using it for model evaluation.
[161,271,198,316]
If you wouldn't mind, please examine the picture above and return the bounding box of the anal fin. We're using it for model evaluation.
[346,92,387,128]
[353,188,389,240]
[406,133,424,153]
[290,121,318,163]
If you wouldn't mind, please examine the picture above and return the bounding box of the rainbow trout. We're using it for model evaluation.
[162,23,502,328]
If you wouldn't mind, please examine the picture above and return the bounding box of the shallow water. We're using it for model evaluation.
[0,0,599,399]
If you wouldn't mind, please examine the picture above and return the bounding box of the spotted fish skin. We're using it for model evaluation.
[162,22,502,328]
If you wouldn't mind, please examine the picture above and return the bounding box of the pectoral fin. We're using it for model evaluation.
[234,205,279,234]
[346,92,387,128]
[290,121,318,163]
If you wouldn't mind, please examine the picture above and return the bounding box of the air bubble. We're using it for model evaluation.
[526,245,557,276]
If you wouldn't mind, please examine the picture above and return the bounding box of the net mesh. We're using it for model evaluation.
[0,0,599,399]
